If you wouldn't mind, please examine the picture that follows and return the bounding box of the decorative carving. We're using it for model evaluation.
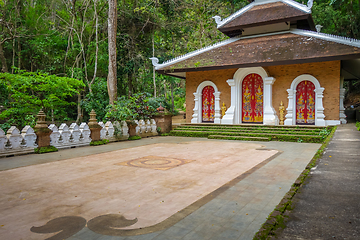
[59,123,71,145]
[105,121,114,139]
[7,126,22,149]
[307,0,313,10]
[221,102,227,118]
[150,119,158,135]
[121,121,129,139]
[212,16,224,27]
[99,122,106,140]
[79,123,92,144]
[21,126,38,148]
[0,128,7,152]
[279,101,285,125]
[69,123,81,143]
[315,25,323,33]
[149,57,160,68]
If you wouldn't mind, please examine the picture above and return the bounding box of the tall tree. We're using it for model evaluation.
[108,0,117,105]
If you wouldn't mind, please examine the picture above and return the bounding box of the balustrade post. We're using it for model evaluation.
[88,109,101,141]
[34,110,51,148]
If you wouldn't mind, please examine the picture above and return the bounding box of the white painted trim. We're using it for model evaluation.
[291,29,360,48]
[285,74,326,126]
[191,81,221,124]
[222,67,277,125]
[154,37,241,70]
[152,29,360,72]
[326,120,341,126]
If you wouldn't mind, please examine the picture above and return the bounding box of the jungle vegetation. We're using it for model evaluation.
[0,0,359,129]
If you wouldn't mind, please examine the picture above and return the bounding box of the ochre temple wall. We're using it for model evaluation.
[186,69,235,123]
[265,61,340,121]
[185,60,340,123]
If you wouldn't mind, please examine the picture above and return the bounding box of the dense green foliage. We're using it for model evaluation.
[0,0,359,128]
[0,70,84,129]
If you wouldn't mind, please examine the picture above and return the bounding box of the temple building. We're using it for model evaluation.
[150,0,360,126]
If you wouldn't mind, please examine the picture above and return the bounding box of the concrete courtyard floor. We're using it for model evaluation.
[0,137,321,240]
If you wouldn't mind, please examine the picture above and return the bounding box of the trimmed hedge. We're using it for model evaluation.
[170,125,334,143]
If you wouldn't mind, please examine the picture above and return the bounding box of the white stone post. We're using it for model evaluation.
[339,77,347,124]
[49,124,60,147]
[214,92,221,124]
[121,121,129,138]
[79,123,91,144]
[0,128,7,152]
[59,123,71,145]
[263,77,279,125]
[191,92,201,123]
[221,79,236,124]
[315,87,326,126]
[284,89,295,125]
[7,126,22,149]
[21,126,38,148]
[98,122,106,140]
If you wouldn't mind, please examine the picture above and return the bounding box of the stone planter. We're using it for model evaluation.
[153,114,172,134]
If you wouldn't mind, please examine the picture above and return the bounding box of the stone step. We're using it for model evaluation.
[176,125,322,132]
[208,135,270,141]
[173,128,321,135]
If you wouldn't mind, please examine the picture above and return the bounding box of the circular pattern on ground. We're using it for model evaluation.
[121,156,191,170]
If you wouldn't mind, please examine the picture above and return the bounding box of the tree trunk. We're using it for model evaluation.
[152,35,156,97]
[0,42,8,73]
[107,0,117,105]
[18,38,21,70]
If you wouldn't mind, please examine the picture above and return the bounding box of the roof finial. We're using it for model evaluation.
[212,16,224,27]
[307,0,313,9]
[315,25,323,33]
[149,57,160,67]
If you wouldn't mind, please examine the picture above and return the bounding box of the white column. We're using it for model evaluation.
[263,77,279,125]
[284,89,295,125]
[191,92,201,123]
[214,92,221,124]
[315,87,326,126]
[339,77,347,124]
[221,79,236,124]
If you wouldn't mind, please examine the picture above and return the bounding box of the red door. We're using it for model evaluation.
[202,86,215,122]
[242,74,263,123]
[296,80,315,125]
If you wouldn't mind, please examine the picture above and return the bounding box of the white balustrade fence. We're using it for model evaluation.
[1,118,158,157]
[0,126,38,157]
[49,123,92,149]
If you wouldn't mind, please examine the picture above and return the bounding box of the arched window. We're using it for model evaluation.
[285,74,325,126]
[202,86,215,122]
[191,81,221,124]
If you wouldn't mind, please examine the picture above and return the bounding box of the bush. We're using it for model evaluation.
[34,146,58,154]
[90,139,109,146]
[128,136,141,140]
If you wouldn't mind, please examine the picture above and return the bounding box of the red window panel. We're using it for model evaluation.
[242,74,263,123]
[202,86,215,122]
[296,80,315,125]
